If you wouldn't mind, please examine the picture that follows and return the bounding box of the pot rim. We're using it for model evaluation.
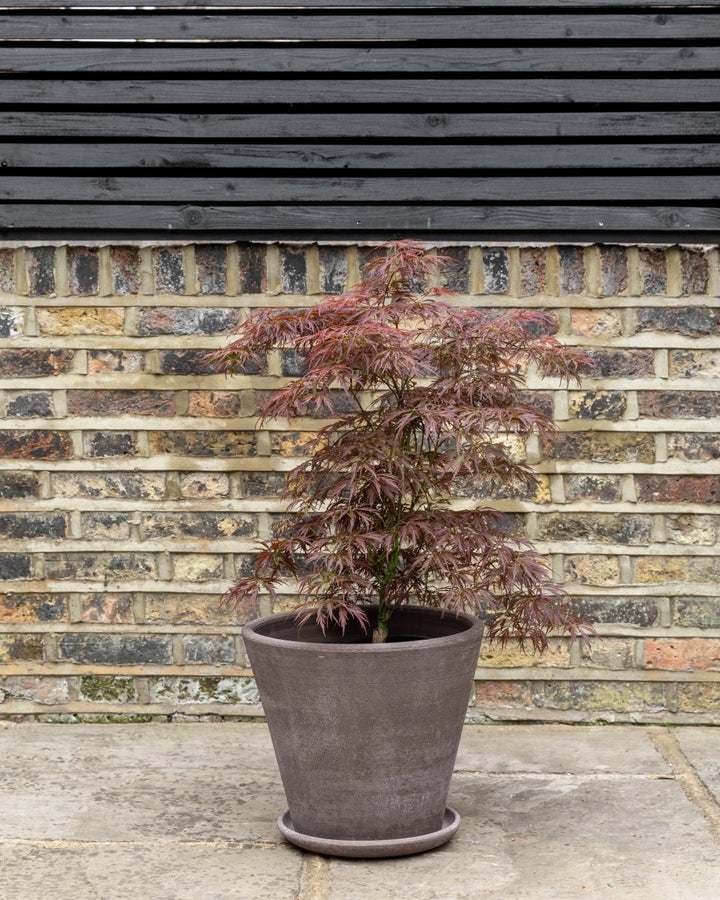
[242,604,483,653]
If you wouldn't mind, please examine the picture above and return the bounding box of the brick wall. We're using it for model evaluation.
[1,241,719,724]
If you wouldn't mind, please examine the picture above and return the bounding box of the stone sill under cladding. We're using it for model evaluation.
[1,241,720,724]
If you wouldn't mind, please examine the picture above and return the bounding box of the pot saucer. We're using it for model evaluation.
[277,807,461,858]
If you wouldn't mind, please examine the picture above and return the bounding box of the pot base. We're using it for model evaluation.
[277,807,461,859]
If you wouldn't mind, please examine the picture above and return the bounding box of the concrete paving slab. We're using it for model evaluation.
[1,722,719,900]
[0,843,303,900]
[329,775,720,900]
[454,724,669,775]
[0,723,285,844]
[673,727,720,806]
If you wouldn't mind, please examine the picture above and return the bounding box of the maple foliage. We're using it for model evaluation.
[211,241,594,650]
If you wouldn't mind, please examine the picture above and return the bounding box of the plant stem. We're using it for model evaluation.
[372,620,389,644]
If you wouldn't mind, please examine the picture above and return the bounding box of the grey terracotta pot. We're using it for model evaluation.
[242,605,483,858]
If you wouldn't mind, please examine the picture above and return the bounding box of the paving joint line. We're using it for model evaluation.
[0,838,287,850]
[649,726,720,845]
[297,853,331,900]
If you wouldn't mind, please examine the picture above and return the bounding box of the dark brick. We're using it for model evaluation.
[0,349,74,378]
[639,391,720,419]
[149,431,257,457]
[5,392,54,418]
[598,245,628,296]
[563,474,623,503]
[520,247,547,295]
[67,390,175,417]
[634,306,720,336]
[280,245,308,294]
[67,247,99,296]
[58,634,172,665]
[0,248,14,292]
[153,247,185,294]
[140,512,256,540]
[520,390,553,418]
[0,472,39,498]
[239,471,286,498]
[182,635,235,664]
[668,433,720,461]
[436,246,470,293]
[674,598,720,628]
[639,248,667,295]
[482,248,509,294]
[161,348,266,376]
[195,244,227,295]
[544,431,655,463]
[0,635,44,662]
[0,513,67,540]
[110,246,140,295]
[84,432,139,458]
[319,246,348,293]
[568,595,659,627]
[0,593,66,622]
[257,388,356,417]
[0,431,73,460]
[569,391,627,421]
[25,247,55,296]
[0,554,32,580]
[135,307,238,337]
[0,307,23,338]
[580,349,654,378]
[680,248,709,295]
[536,513,652,544]
[636,476,720,504]
[280,349,306,377]
[44,553,155,580]
[558,246,585,294]
[237,243,266,293]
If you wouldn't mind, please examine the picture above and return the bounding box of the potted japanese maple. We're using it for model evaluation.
[212,241,592,858]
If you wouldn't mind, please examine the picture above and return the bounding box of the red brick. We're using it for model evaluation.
[0,430,72,460]
[67,390,175,416]
[474,681,532,708]
[0,349,74,377]
[110,246,140,294]
[188,390,246,418]
[639,391,720,419]
[520,247,547,295]
[78,593,134,623]
[680,248,709,295]
[636,475,720,504]
[645,638,720,671]
[638,248,667,295]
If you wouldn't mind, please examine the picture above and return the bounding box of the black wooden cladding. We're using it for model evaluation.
[1,2,719,241]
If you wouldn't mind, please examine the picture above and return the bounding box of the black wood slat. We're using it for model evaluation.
[5,78,720,106]
[3,111,718,139]
[3,13,720,41]
[1,142,718,169]
[8,1,719,8]
[0,2,717,240]
[2,46,719,74]
[1,175,717,202]
[0,204,718,232]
